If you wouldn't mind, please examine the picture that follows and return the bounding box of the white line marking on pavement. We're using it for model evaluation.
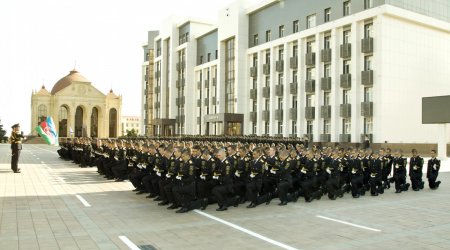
[41,161,45,164]
[118,236,141,250]
[194,210,298,250]
[57,177,66,183]
[75,195,91,207]
[316,215,381,232]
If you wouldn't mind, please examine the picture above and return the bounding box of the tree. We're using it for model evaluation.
[0,120,7,143]
[126,129,138,137]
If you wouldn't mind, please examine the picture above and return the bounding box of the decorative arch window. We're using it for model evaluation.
[38,104,47,124]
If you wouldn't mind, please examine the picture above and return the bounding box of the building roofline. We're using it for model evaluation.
[246,0,280,15]
[196,27,219,39]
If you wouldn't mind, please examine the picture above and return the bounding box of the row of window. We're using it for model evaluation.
[253,0,373,46]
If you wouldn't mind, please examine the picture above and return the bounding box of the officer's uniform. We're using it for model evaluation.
[409,155,424,191]
[9,123,23,173]
[427,157,441,190]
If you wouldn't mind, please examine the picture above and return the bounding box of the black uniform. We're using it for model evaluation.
[409,155,424,191]
[9,129,24,173]
[392,156,409,193]
[427,158,441,190]
[369,157,383,195]
[211,157,235,210]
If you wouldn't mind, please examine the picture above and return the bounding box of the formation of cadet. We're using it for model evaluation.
[57,137,442,213]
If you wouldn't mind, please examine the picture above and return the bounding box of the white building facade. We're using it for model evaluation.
[145,0,450,147]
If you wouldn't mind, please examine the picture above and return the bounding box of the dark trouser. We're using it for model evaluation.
[410,172,423,190]
[278,180,293,202]
[369,176,383,194]
[173,183,196,208]
[428,173,440,189]
[262,175,277,195]
[326,176,342,199]
[382,167,392,183]
[316,172,328,191]
[246,178,262,203]
[233,178,247,200]
[350,175,364,196]
[143,174,161,194]
[111,160,128,179]
[129,170,148,189]
[301,176,317,201]
[11,149,20,172]
[212,184,234,207]
[394,174,407,191]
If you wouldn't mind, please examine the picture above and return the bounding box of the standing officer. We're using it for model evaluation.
[9,123,24,173]
[427,150,441,190]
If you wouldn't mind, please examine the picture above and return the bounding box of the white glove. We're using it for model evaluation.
[213,175,219,180]
[166,173,171,178]
[156,172,161,177]
[326,168,331,174]
[153,167,158,171]
[395,166,399,169]
[250,173,255,178]
[270,169,276,174]
[301,168,307,174]
[433,164,437,170]
[264,164,269,171]
[413,166,418,170]
[351,169,356,174]
[370,173,376,178]
[200,175,206,180]
[235,172,240,177]
[176,176,182,180]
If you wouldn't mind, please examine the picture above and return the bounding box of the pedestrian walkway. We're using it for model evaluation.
[1,144,450,250]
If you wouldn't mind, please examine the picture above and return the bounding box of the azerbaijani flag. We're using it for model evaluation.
[35,116,59,145]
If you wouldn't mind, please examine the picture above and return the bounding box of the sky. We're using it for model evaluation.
[0,0,259,134]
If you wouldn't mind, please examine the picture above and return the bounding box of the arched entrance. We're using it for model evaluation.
[59,105,69,137]
[75,106,84,137]
[90,107,99,138]
[109,108,117,138]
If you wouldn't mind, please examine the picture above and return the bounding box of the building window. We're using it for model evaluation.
[253,34,259,46]
[265,50,271,64]
[324,64,331,77]
[253,54,258,67]
[307,120,313,134]
[265,99,270,110]
[293,44,298,58]
[279,25,285,38]
[343,119,351,134]
[278,47,284,60]
[343,90,350,104]
[343,1,351,16]
[364,87,373,102]
[293,70,298,83]
[364,23,373,38]
[306,40,314,53]
[265,122,270,135]
[207,53,211,62]
[215,50,218,59]
[343,60,351,74]
[200,56,203,64]
[324,8,331,22]
[324,92,330,105]
[278,98,283,110]
[278,121,283,134]
[324,120,331,134]
[293,20,299,33]
[364,56,372,70]
[292,95,298,108]
[252,100,257,111]
[364,0,373,9]
[307,67,315,80]
[266,30,271,42]
[343,30,351,44]
[306,14,316,29]
[292,121,297,134]
[364,118,373,134]
[252,123,257,134]
[265,76,270,87]
[306,94,314,107]
[252,78,257,89]
[278,73,284,85]
[225,38,236,113]
[324,35,331,49]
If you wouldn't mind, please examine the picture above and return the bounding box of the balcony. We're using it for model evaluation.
[275,85,284,96]
[305,79,316,93]
[321,105,331,119]
[305,52,316,66]
[361,37,374,54]
[321,48,332,63]
[290,82,298,95]
[263,64,270,75]
[340,43,352,58]
[276,60,284,72]
[197,117,201,124]
[360,134,373,143]
[176,97,185,106]
[305,106,315,120]
[249,112,257,122]
[275,110,283,121]
[212,97,217,105]
[320,134,331,142]
[250,89,257,99]
[321,77,332,91]
[361,70,373,86]
[176,79,185,88]
[250,67,257,77]
[212,78,217,87]
[204,98,209,106]
[197,81,201,89]
[197,99,201,107]
[155,71,161,78]
[154,102,161,109]
[340,74,351,89]
[340,103,351,118]
[340,134,351,142]
[262,111,270,121]
[290,57,298,69]
[204,79,209,89]
[176,115,185,123]
[262,87,270,98]
[361,102,374,117]
[154,86,161,93]
[289,108,297,120]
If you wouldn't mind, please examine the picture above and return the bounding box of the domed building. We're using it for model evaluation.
[31,69,122,138]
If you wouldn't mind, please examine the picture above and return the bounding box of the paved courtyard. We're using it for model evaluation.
[1,144,450,250]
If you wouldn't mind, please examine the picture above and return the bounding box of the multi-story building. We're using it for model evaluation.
[144,0,450,149]
[141,31,159,136]
[121,116,141,136]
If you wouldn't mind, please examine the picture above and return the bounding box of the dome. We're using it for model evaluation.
[51,69,90,94]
